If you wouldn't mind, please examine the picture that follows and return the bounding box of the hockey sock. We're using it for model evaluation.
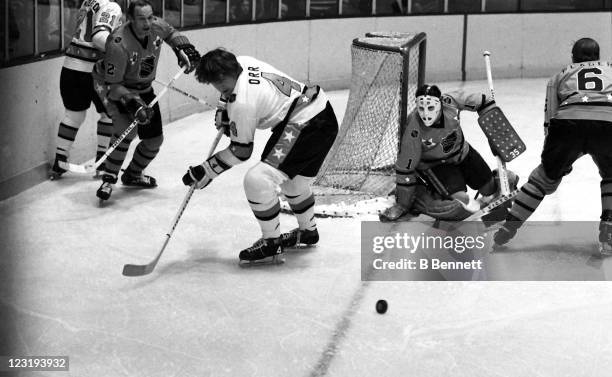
[507,179,546,222]
[96,119,113,156]
[286,191,316,231]
[248,197,281,239]
[601,179,612,213]
[104,134,134,175]
[56,122,79,159]
[126,136,163,176]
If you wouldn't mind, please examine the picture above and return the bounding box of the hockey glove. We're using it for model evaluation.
[120,94,154,124]
[174,43,200,74]
[182,158,221,189]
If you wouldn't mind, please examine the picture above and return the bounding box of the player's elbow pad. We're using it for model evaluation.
[91,30,110,51]
[229,141,253,161]
[215,148,244,169]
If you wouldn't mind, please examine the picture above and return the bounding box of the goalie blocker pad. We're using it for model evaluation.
[477,106,526,163]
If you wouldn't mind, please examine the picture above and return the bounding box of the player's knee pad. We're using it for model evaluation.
[281,175,315,212]
[141,134,164,151]
[244,162,288,204]
[529,164,561,195]
[62,109,87,128]
[280,175,314,197]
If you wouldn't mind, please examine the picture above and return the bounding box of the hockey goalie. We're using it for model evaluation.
[379,84,520,224]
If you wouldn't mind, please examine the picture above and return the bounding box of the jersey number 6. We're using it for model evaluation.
[577,68,603,91]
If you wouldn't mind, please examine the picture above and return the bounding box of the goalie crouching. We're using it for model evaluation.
[380,84,518,223]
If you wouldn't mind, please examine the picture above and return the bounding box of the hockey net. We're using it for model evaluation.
[301,32,426,217]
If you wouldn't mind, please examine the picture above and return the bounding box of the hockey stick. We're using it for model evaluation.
[154,79,215,109]
[59,68,187,174]
[464,189,519,221]
[122,128,225,277]
[483,51,511,195]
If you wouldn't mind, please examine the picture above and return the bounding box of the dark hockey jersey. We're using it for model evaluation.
[96,17,181,92]
[401,90,490,170]
[546,60,612,123]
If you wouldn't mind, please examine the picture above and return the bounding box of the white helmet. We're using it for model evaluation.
[415,85,442,127]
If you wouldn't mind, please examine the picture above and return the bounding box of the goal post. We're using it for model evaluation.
[311,32,426,209]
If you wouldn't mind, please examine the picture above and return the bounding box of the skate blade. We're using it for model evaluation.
[239,254,285,267]
[285,244,317,251]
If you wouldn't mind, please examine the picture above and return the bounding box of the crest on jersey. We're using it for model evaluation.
[129,52,138,65]
[140,55,155,77]
[154,36,163,49]
[441,131,458,153]
[422,137,437,149]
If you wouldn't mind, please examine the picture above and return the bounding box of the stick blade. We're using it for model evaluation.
[58,160,96,174]
[122,263,155,277]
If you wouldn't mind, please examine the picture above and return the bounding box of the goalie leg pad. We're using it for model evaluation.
[244,162,289,239]
[412,186,472,221]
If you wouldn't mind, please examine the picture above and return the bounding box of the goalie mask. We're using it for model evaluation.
[415,84,442,127]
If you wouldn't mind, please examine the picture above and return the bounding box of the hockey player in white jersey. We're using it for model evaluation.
[182,48,339,264]
[50,0,122,179]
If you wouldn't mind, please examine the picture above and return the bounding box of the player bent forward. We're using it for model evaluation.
[380,84,518,223]
[494,38,612,254]
[182,49,339,264]
[93,0,200,201]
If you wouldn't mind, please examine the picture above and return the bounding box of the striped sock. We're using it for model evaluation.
[285,192,316,231]
[507,179,546,224]
[96,119,113,155]
[248,198,281,239]
[601,179,612,214]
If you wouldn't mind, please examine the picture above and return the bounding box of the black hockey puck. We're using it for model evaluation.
[376,299,388,314]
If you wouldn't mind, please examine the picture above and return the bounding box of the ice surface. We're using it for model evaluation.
[1,79,612,377]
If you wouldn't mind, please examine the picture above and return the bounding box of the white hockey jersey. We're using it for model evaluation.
[64,0,122,72]
[226,56,329,145]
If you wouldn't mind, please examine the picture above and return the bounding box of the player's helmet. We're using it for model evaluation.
[571,38,599,63]
[415,84,442,127]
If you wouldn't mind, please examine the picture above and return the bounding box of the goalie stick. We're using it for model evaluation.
[481,51,526,195]
[122,128,224,277]
[59,67,186,174]
[464,189,519,221]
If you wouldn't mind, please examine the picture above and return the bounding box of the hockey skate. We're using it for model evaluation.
[239,237,285,266]
[49,154,67,180]
[281,228,319,249]
[598,213,612,256]
[493,215,522,247]
[121,171,157,188]
[96,173,117,203]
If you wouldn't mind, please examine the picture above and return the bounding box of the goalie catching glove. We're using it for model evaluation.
[182,155,227,189]
[120,93,154,124]
[173,43,200,74]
